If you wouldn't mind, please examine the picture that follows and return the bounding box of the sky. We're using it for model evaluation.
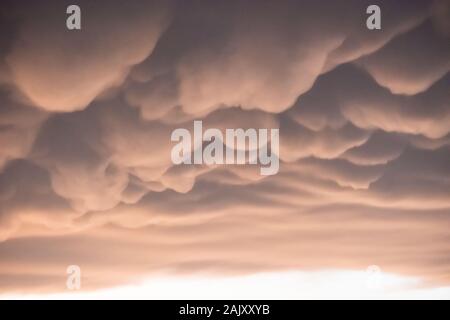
[0,0,449,299]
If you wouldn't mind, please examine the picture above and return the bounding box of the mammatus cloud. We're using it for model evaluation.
[5,0,171,112]
[0,0,449,294]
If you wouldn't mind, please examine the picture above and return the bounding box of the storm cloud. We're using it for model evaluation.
[0,0,449,294]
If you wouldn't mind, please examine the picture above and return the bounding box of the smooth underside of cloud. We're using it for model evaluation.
[0,0,449,298]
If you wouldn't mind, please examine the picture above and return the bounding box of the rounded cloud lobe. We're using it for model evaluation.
[0,0,449,293]
[5,0,171,112]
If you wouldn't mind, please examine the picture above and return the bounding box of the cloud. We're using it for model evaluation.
[357,20,450,95]
[0,0,449,294]
[0,90,48,171]
[128,0,432,118]
[5,0,171,112]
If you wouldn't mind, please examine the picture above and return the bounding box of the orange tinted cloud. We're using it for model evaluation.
[0,0,449,294]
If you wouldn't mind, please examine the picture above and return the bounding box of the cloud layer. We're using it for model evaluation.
[0,0,449,293]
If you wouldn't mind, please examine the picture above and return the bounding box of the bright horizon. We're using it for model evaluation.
[3,270,450,300]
